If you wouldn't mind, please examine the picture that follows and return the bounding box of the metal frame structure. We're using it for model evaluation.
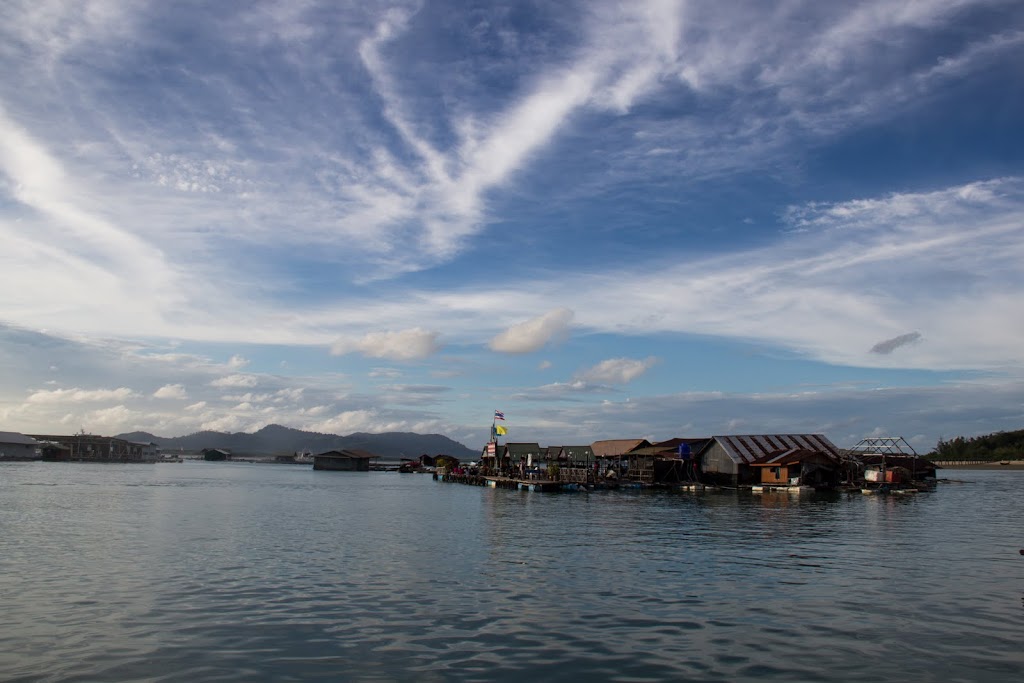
[847,436,919,456]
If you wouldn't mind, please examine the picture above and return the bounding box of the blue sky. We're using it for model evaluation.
[2,0,1023,451]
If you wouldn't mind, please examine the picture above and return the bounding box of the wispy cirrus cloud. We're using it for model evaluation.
[0,2,1021,449]
[558,178,1024,372]
[2,1,1020,346]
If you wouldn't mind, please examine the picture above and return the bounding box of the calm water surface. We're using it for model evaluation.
[1,462,1022,682]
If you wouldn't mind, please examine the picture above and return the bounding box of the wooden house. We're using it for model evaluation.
[503,443,541,476]
[545,445,595,483]
[696,434,842,486]
[591,439,651,460]
[625,438,710,484]
[502,442,541,465]
[434,454,460,472]
[30,433,146,462]
[589,439,652,482]
[313,449,377,471]
[202,448,231,461]
[547,445,594,467]
[749,448,841,489]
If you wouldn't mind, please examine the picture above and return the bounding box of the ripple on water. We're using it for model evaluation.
[2,465,1023,682]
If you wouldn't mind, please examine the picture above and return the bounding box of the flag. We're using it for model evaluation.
[495,425,508,436]
[494,410,505,420]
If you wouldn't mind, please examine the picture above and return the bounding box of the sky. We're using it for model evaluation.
[2,0,1023,452]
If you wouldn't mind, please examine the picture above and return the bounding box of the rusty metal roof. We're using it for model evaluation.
[590,439,651,457]
[706,434,841,465]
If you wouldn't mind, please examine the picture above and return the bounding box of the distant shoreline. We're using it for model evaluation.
[936,461,1024,470]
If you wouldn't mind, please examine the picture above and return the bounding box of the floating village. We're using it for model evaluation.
[434,436,940,496]
[1,416,947,496]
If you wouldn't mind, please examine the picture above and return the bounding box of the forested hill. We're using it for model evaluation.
[931,429,1024,461]
[117,424,477,460]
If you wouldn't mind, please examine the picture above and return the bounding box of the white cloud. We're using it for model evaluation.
[0,2,1019,349]
[210,374,259,388]
[153,383,188,399]
[509,379,1024,450]
[331,328,441,361]
[27,387,137,404]
[558,178,1024,372]
[489,308,574,354]
[300,404,330,416]
[221,392,272,403]
[0,3,1020,450]
[274,387,304,402]
[577,357,659,384]
[201,414,263,433]
[308,409,382,434]
[85,404,140,432]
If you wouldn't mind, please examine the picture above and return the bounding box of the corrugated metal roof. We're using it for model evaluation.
[749,448,838,466]
[590,439,651,457]
[633,438,710,457]
[710,434,841,465]
[0,431,39,446]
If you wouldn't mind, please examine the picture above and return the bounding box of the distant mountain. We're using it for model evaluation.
[117,424,477,460]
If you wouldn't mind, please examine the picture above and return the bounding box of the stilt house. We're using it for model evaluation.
[696,434,842,486]
[313,449,377,471]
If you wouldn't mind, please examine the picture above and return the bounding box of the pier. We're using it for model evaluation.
[435,470,591,492]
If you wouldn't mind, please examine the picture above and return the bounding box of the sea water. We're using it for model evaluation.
[1,462,1022,682]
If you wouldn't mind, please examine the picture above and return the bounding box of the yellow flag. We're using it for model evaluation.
[495,425,508,436]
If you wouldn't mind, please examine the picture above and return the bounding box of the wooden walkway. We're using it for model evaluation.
[436,472,586,492]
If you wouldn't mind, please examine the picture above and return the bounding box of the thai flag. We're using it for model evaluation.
[494,410,505,420]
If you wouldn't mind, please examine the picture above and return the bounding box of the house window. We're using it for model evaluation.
[770,467,781,479]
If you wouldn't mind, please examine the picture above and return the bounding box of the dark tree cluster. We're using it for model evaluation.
[931,429,1024,461]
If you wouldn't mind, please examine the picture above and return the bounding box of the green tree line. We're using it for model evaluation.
[930,429,1024,461]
